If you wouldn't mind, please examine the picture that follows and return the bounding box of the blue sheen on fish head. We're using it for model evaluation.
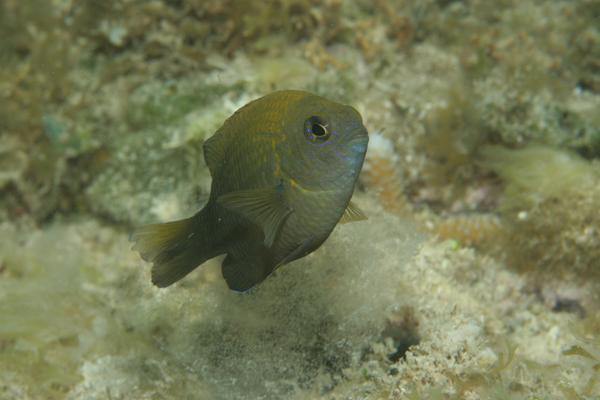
[278,92,369,191]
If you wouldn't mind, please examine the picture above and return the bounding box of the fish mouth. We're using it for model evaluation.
[347,131,369,155]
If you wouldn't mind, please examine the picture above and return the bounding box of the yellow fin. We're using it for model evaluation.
[131,217,206,287]
[131,219,192,262]
[339,201,367,224]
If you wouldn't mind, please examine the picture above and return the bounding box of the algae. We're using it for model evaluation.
[0,205,424,400]
[481,145,600,279]
[1,0,599,399]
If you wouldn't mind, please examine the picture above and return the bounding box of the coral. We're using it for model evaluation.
[387,242,600,399]
[432,213,506,248]
[361,130,505,249]
[361,133,409,215]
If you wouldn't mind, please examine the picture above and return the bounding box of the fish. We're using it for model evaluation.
[131,90,369,292]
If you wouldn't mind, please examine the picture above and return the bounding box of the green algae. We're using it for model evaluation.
[125,81,245,131]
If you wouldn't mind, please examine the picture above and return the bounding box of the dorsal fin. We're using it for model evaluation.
[203,131,229,175]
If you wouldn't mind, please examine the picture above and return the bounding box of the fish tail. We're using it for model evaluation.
[131,210,216,287]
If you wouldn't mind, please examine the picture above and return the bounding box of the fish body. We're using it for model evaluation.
[132,90,369,292]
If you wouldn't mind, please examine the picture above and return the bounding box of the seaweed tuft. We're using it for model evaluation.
[481,145,600,279]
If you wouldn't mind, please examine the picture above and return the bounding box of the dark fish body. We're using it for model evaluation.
[132,90,369,292]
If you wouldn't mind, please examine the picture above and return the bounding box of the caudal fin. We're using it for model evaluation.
[131,215,211,287]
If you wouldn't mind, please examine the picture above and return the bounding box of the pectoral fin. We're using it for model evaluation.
[339,201,367,224]
[217,186,292,247]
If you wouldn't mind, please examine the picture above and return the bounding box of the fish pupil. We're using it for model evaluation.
[305,116,330,141]
[312,123,326,136]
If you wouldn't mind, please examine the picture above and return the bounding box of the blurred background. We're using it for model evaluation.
[0,1,599,399]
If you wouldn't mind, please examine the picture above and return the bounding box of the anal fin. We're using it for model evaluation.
[221,241,274,292]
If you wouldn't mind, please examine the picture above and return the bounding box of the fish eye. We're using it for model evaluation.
[304,116,330,142]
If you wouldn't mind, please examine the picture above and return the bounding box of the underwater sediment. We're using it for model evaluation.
[1,0,599,399]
